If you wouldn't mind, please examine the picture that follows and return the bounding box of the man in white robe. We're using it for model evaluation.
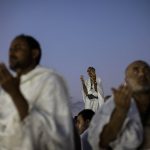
[88,60,150,150]
[0,34,75,150]
[80,67,104,112]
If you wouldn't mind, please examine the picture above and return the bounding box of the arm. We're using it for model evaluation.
[93,82,97,92]
[99,84,132,149]
[99,107,128,148]
[80,75,88,96]
[92,74,97,92]
[0,63,28,120]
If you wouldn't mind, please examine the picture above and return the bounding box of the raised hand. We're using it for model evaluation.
[112,83,132,112]
[0,63,20,95]
[0,63,28,120]
[80,75,84,82]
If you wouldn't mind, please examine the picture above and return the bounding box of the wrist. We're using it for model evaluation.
[115,107,129,115]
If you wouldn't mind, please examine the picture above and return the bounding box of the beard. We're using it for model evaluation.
[128,79,150,93]
[9,56,32,72]
[9,56,21,72]
[133,85,150,93]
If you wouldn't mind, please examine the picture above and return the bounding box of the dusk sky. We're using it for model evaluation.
[0,0,150,102]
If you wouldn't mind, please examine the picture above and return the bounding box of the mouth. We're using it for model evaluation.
[9,55,17,61]
[9,57,16,63]
[138,78,148,85]
[9,56,18,66]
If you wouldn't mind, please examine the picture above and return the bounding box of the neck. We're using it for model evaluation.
[16,64,37,77]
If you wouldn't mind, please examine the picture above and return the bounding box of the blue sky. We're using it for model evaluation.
[0,0,150,102]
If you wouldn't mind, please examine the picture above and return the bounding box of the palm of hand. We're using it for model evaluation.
[112,85,132,111]
[0,63,20,93]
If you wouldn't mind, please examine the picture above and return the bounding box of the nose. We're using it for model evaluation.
[138,69,145,77]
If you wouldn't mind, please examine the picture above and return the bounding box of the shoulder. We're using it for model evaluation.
[21,65,68,90]
[27,65,65,81]
[37,66,67,87]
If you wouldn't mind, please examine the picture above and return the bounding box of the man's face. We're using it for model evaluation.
[87,69,96,80]
[9,37,33,72]
[76,115,88,135]
[126,61,150,93]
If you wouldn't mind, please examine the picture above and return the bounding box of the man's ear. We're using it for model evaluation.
[32,49,39,60]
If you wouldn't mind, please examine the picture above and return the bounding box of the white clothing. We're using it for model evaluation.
[0,66,75,150]
[139,116,150,149]
[82,77,104,112]
[80,129,92,150]
[88,96,143,150]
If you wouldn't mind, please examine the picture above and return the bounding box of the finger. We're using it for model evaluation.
[118,84,125,90]
[111,88,117,94]
[122,85,132,96]
[0,64,11,77]
[0,64,13,85]
[120,87,132,105]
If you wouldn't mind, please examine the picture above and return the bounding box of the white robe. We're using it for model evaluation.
[88,96,143,150]
[80,129,92,150]
[82,77,104,112]
[0,66,75,150]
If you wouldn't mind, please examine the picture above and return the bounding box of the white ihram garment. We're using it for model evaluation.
[88,96,143,150]
[0,66,75,150]
[82,77,104,112]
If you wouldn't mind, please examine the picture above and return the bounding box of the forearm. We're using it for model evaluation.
[82,82,88,96]
[0,64,29,120]
[94,82,97,92]
[9,91,29,121]
[99,108,128,148]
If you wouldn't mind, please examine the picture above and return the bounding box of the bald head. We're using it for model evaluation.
[125,60,150,93]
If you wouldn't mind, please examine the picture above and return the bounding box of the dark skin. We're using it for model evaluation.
[80,75,88,96]
[0,37,39,121]
[0,63,29,120]
[99,84,132,148]
[99,61,150,149]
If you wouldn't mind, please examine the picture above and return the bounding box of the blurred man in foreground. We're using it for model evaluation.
[0,34,74,150]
